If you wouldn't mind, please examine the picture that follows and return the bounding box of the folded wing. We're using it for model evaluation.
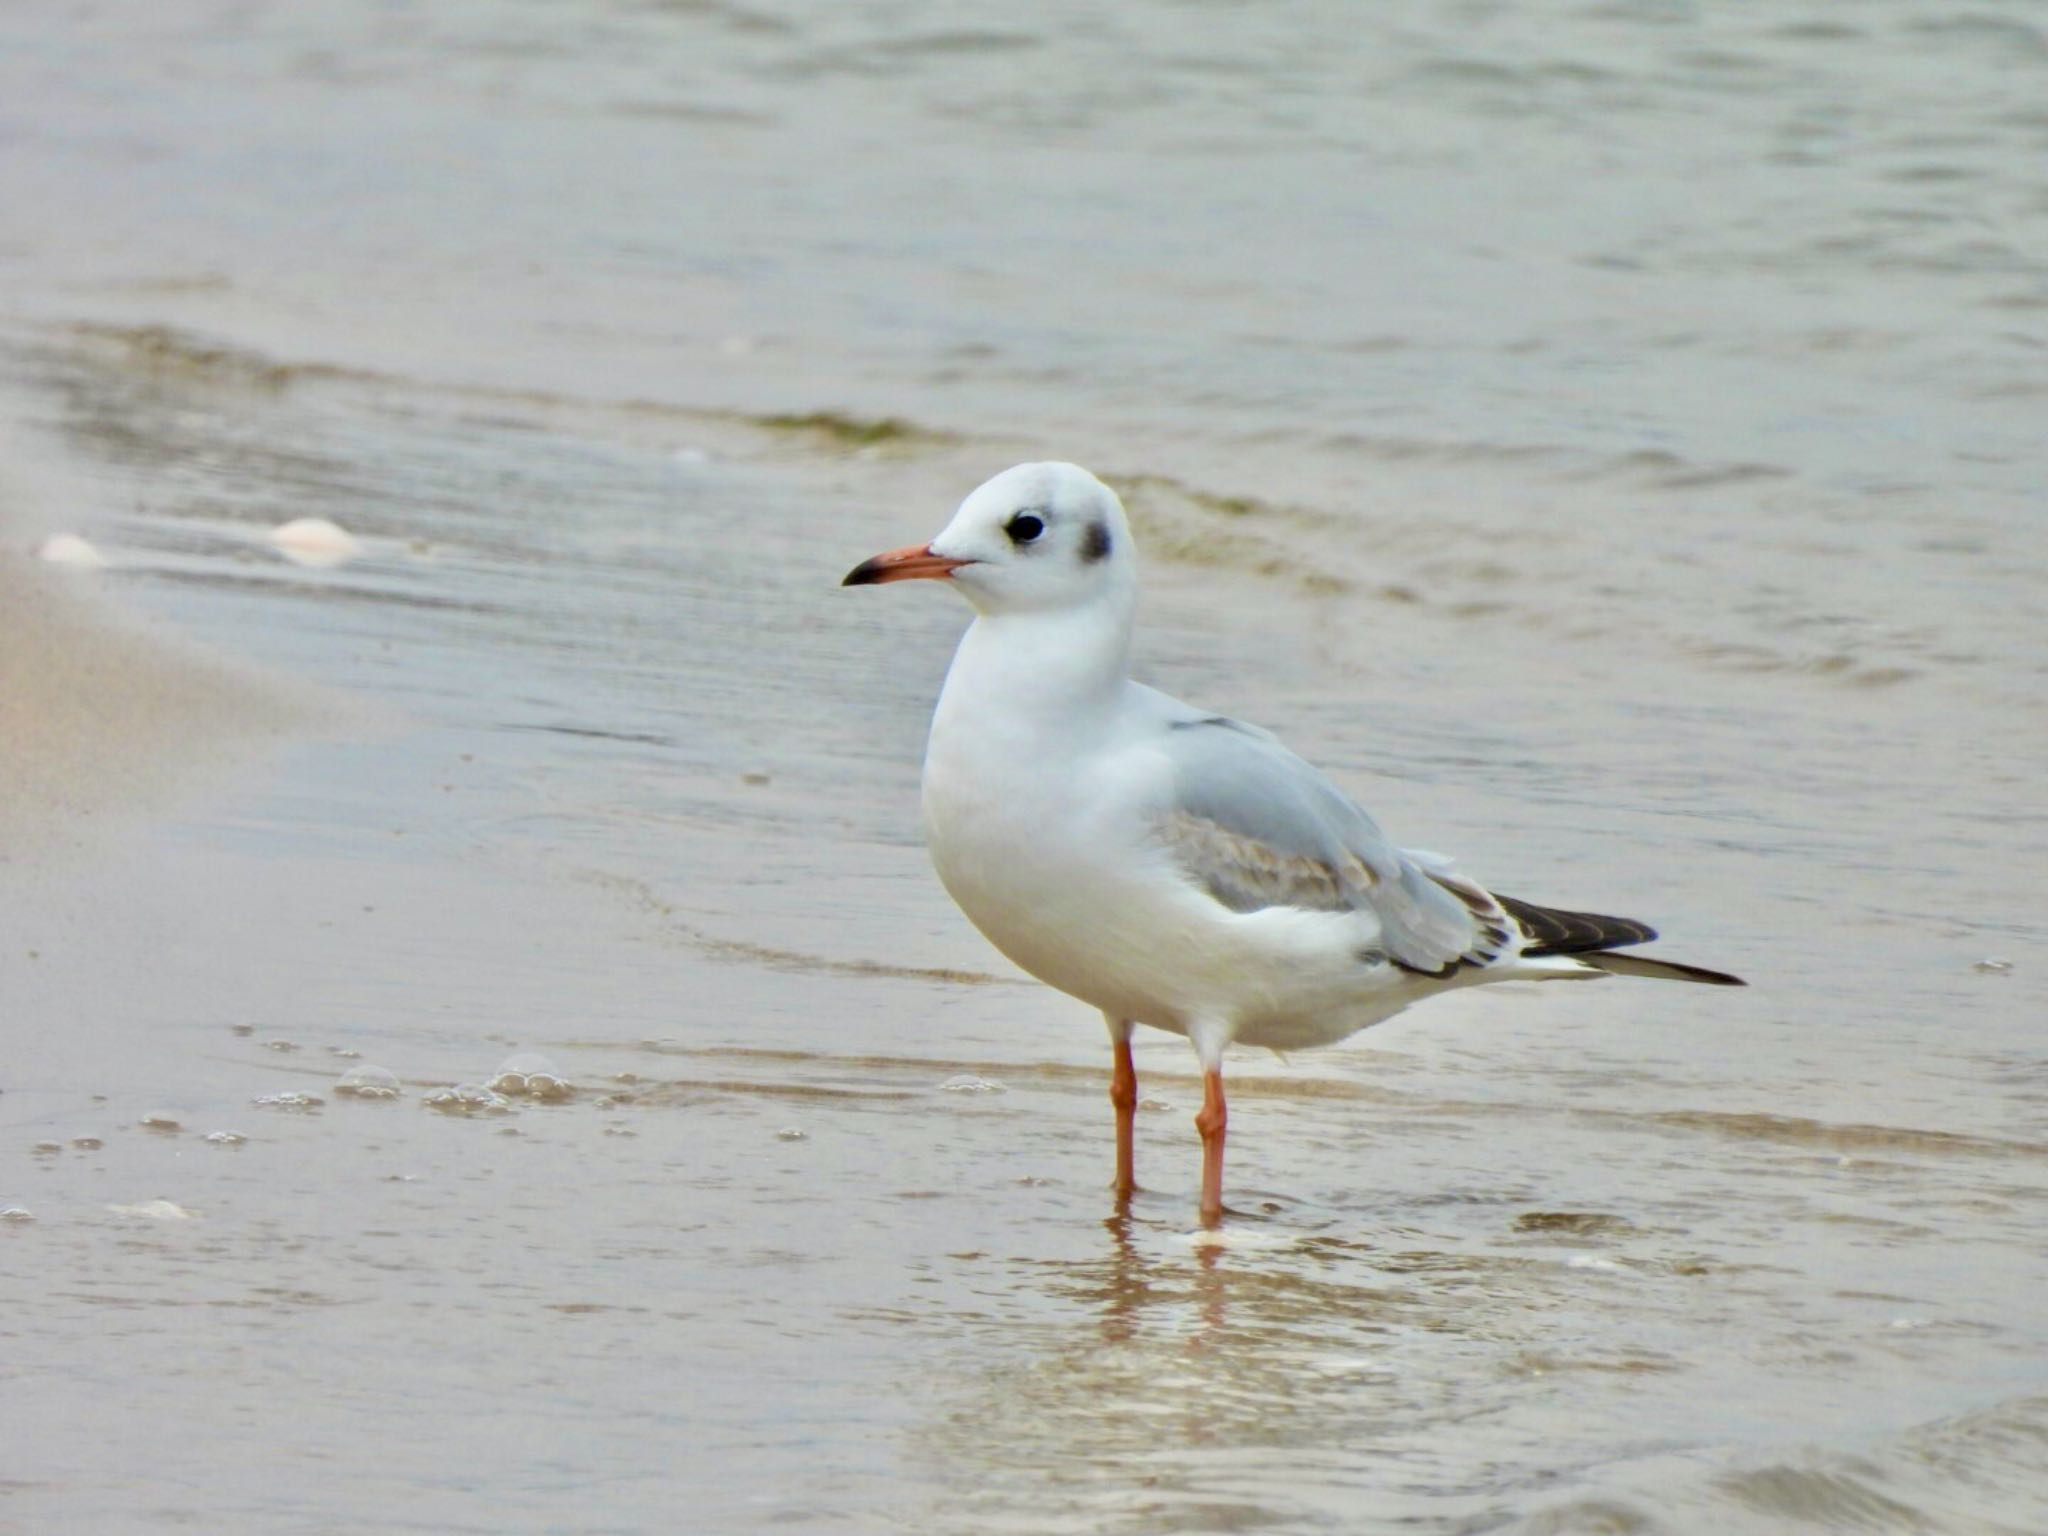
[1153,710,1500,976]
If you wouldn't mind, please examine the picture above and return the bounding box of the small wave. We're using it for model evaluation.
[1772,21,1866,43]
[1513,1210,1637,1237]
[1407,57,1527,88]
[567,867,1023,986]
[502,722,676,747]
[749,409,957,450]
[1645,462,1792,490]
[1905,16,2048,57]
[871,28,1040,59]
[65,322,975,466]
[689,930,1019,986]
[1573,448,1795,489]
[1105,471,1357,596]
[1637,1108,2048,1162]
[1678,640,1919,690]
[1514,1395,2048,1534]
[606,100,777,126]
[1713,1448,2000,1531]
[1315,430,1570,467]
[67,322,370,392]
[637,1077,921,1105]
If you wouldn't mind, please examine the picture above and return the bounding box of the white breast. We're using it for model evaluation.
[916,615,1421,1049]
[924,709,1391,1045]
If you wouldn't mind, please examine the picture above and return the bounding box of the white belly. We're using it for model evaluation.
[922,754,1420,1049]
[924,766,1168,1020]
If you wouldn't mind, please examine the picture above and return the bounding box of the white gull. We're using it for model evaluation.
[845,462,1742,1225]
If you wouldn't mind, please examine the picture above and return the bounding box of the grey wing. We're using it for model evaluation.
[1154,710,1508,976]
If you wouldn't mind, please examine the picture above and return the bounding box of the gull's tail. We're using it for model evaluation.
[1495,893,1746,987]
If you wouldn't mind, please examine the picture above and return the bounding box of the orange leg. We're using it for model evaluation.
[1109,1033,1138,1200]
[1195,1067,1227,1227]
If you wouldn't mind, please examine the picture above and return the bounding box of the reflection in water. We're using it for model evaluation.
[908,1210,1475,1533]
[904,1160,2048,1534]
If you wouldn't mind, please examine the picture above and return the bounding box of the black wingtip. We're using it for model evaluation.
[1657,963,1747,987]
[1496,893,1659,955]
[1582,953,1747,987]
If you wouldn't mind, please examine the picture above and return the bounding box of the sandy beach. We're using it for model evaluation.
[4,3,2045,1533]
[0,446,309,862]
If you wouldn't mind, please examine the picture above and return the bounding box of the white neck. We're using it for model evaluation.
[934,596,1134,746]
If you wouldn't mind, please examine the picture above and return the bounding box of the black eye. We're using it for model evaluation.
[1005,511,1045,545]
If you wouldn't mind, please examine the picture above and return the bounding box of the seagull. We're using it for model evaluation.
[844,462,1743,1225]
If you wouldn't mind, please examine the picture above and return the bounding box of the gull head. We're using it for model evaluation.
[842,462,1134,617]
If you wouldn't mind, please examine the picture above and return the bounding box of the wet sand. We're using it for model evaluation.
[4,3,2047,1531]
[0,438,312,863]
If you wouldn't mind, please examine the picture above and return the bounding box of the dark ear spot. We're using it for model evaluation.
[1081,520,1112,563]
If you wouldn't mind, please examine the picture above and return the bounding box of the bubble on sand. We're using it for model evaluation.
[423,1084,515,1116]
[1308,1355,1393,1379]
[71,1137,104,1151]
[262,1039,302,1053]
[203,1130,248,1146]
[139,1114,183,1133]
[2,1207,34,1223]
[490,1053,572,1101]
[229,1024,256,1037]
[250,1092,324,1112]
[938,1074,1004,1095]
[334,1065,402,1100]
[1972,957,2013,974]
[108,1199,196,1220]
[327,1046,362,1058]
[35,533,108,569]
[32,1141,63,1156]
[602,1124,637,1138]
[1138,1097,1174,1112]
[776,1127,808,1142]
[270,516,362,567]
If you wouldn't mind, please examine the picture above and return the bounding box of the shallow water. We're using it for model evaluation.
[3,3,2046,1532]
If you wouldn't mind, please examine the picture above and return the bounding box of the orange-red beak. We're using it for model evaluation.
[841,544,970,586]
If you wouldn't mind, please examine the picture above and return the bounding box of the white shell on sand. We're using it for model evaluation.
[35,533,108,568]
[107,1199,198,1220]
[269,516,362,567]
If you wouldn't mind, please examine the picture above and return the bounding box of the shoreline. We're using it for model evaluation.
[0,430,319,866]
